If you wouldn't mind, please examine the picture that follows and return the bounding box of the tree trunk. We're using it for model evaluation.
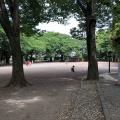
[30,51,33,62]
[0,0,29,87]
[77,0,99,80]
[7,36,29,87]
[60,54,64,61]
[86,1,99,80]
[50,57,52,62]
[5,56,10,65]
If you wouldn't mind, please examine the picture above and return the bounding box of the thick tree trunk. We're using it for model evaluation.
[77,0,99,80]
[6,36,29,87]
[86,1,99,80]
[0,0,29,87]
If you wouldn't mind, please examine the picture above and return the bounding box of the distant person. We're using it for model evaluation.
[71,66,75,72]
[65,61,67,64]
[25,61,31,67]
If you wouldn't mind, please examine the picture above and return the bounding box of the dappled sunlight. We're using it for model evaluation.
[103,84,110,86]
[61,76,83,81]
[65,85,79,91]
[61,77,74,81]
[7,110,15,113]
[4,96,43,108]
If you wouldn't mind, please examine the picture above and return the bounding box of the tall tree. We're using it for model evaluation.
[0,0,63,87]
[76,0,99,79]
[39,32,81,61]
[0,0,29,87]
[50,0,113,80]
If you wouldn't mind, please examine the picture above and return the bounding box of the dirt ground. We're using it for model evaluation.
[0,62,118,120]
[0,62,86,120]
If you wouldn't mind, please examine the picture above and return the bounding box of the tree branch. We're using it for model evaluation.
[76,0,87,15]
[0,12,3,26]
[0,0,12,38]
[0,0,10,22]
[6,0,14,18]
[12,0,20,35]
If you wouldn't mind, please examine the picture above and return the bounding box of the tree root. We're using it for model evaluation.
[4,79,33,88]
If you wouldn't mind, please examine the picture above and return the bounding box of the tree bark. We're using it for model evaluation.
[77,0,99,80]
[0,0,29,87]
[7,35,29,87]
[86,1,99,80]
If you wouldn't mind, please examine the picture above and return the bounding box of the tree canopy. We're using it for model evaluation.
[20,32,82,61]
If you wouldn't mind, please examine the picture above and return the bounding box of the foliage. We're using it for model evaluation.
[79,40,87,58]
[96,30,112,59]
[20,33,46,61]
[0,29,11,64]
[42,32,81,59]
[20,32,82,61]
[111,36,120,59]
[110,0,120,58]
[19,0,73,36]
[21,34,46,53]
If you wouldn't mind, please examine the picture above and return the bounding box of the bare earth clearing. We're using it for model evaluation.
[0,62,86,120]
[0,62,118,120]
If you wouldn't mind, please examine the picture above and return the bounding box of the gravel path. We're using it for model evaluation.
[71,80,105,120]
[70,72,119,120]
[97,75,120,120]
